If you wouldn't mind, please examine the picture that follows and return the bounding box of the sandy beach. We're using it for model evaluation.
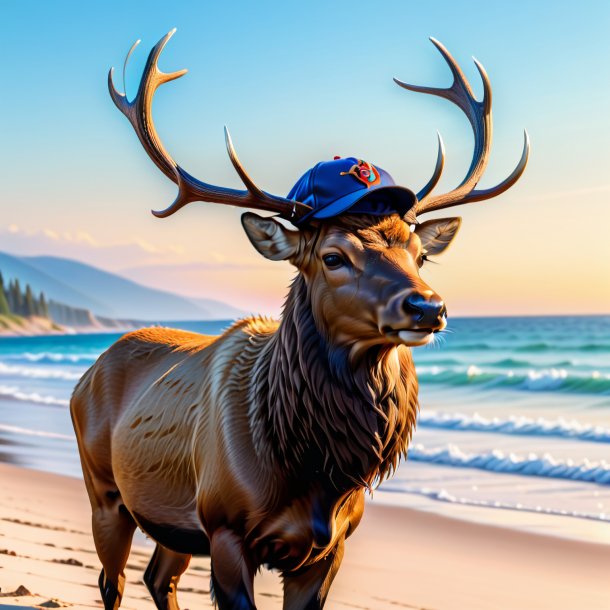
[0,463,608,610]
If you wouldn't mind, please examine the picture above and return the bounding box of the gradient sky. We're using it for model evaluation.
[1,0,609,316]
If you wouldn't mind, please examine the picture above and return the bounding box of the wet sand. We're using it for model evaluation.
[0,463,609,609]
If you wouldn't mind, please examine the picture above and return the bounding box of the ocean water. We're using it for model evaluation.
[1,316,609,544]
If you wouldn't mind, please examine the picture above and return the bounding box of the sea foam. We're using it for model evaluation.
[0,423,73,440]
[6,352,98,365]
[378,484,610,523]
[409,443,610,484]
[0,385,70,407]
[416,365,610,394]
[438,341,610,353]
[0,362,83,381]
[419,411,610,443]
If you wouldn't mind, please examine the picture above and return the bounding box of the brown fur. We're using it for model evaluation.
[100,33,526,606]
[71,213,456,610]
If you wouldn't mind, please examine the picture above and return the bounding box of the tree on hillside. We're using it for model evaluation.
[0,276,10,316]
[6,280,14,312]
[10,279,23,315]
[0,272,73,323]
[24,284,36,317]
[39,292,49,318]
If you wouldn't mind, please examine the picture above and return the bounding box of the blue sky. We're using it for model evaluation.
[1,1,609,315]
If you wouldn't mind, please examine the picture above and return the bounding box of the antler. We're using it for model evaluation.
[108,29,312,222]
[394,38,529,221]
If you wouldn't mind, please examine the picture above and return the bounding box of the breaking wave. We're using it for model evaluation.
[4,352,98,365]
[378,485,610,523]
[0,362,83,381]
[0,423,73,440]
[0,385,69,407]
[439,342,610,353]
[409,443,610,484]
[418,411,610,443]
[416,365,610,394]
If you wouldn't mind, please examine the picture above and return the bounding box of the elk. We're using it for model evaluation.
[71,31,528,610]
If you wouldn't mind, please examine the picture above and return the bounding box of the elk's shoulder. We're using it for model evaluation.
[232,315,279,338]
[115,327,217,357]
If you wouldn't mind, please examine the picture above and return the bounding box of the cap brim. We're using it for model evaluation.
[312,185,417,219]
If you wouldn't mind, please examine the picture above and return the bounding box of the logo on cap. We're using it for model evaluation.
[340,159,381,188]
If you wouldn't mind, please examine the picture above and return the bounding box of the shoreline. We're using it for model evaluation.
[1,463,609,609]
[0,315,66,338]
[2,311,608,338]
[0,319,230,338]
[0,319,127,338]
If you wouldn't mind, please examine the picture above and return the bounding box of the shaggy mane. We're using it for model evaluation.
[249,267,419,492]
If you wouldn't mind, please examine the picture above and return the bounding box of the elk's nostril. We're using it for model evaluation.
[403,293,425,321]
[403,292,445,326]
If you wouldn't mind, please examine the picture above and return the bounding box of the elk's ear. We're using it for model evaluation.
[414,217,462,256]
[241,212,301,261]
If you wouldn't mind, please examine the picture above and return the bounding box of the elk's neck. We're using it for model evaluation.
[250,275,419,492]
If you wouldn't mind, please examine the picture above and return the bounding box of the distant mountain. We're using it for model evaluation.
[0,260,141,336]
[0,252,246,321]
[0,252,110,315]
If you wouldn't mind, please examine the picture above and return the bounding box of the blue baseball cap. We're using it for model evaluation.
[287,157,417,225]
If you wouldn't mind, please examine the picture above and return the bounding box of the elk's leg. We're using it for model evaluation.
[281,537,345,610]
[92,497,137,610]
[209,528,256,610]
[144,544,191,610]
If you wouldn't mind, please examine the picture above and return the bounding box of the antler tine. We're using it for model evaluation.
[394,38,479,101]
[460,129,530,204]
[108,30,187,187]
[224,126,267,200]
[415,132,445,201]
[108,30,311,222]
[395,38,528,218]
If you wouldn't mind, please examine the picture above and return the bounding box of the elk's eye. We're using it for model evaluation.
[323,254,345,269]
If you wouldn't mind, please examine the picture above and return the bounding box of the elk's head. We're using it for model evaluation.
[240,201,460,351]
[109,31,529,351]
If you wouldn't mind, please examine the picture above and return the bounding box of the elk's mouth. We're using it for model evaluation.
[381,327,436,347]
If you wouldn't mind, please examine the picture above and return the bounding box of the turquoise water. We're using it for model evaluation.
[1,316,609,542]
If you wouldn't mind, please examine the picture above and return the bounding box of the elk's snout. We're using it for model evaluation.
[402,292,447,329]
[379,288,447,347]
